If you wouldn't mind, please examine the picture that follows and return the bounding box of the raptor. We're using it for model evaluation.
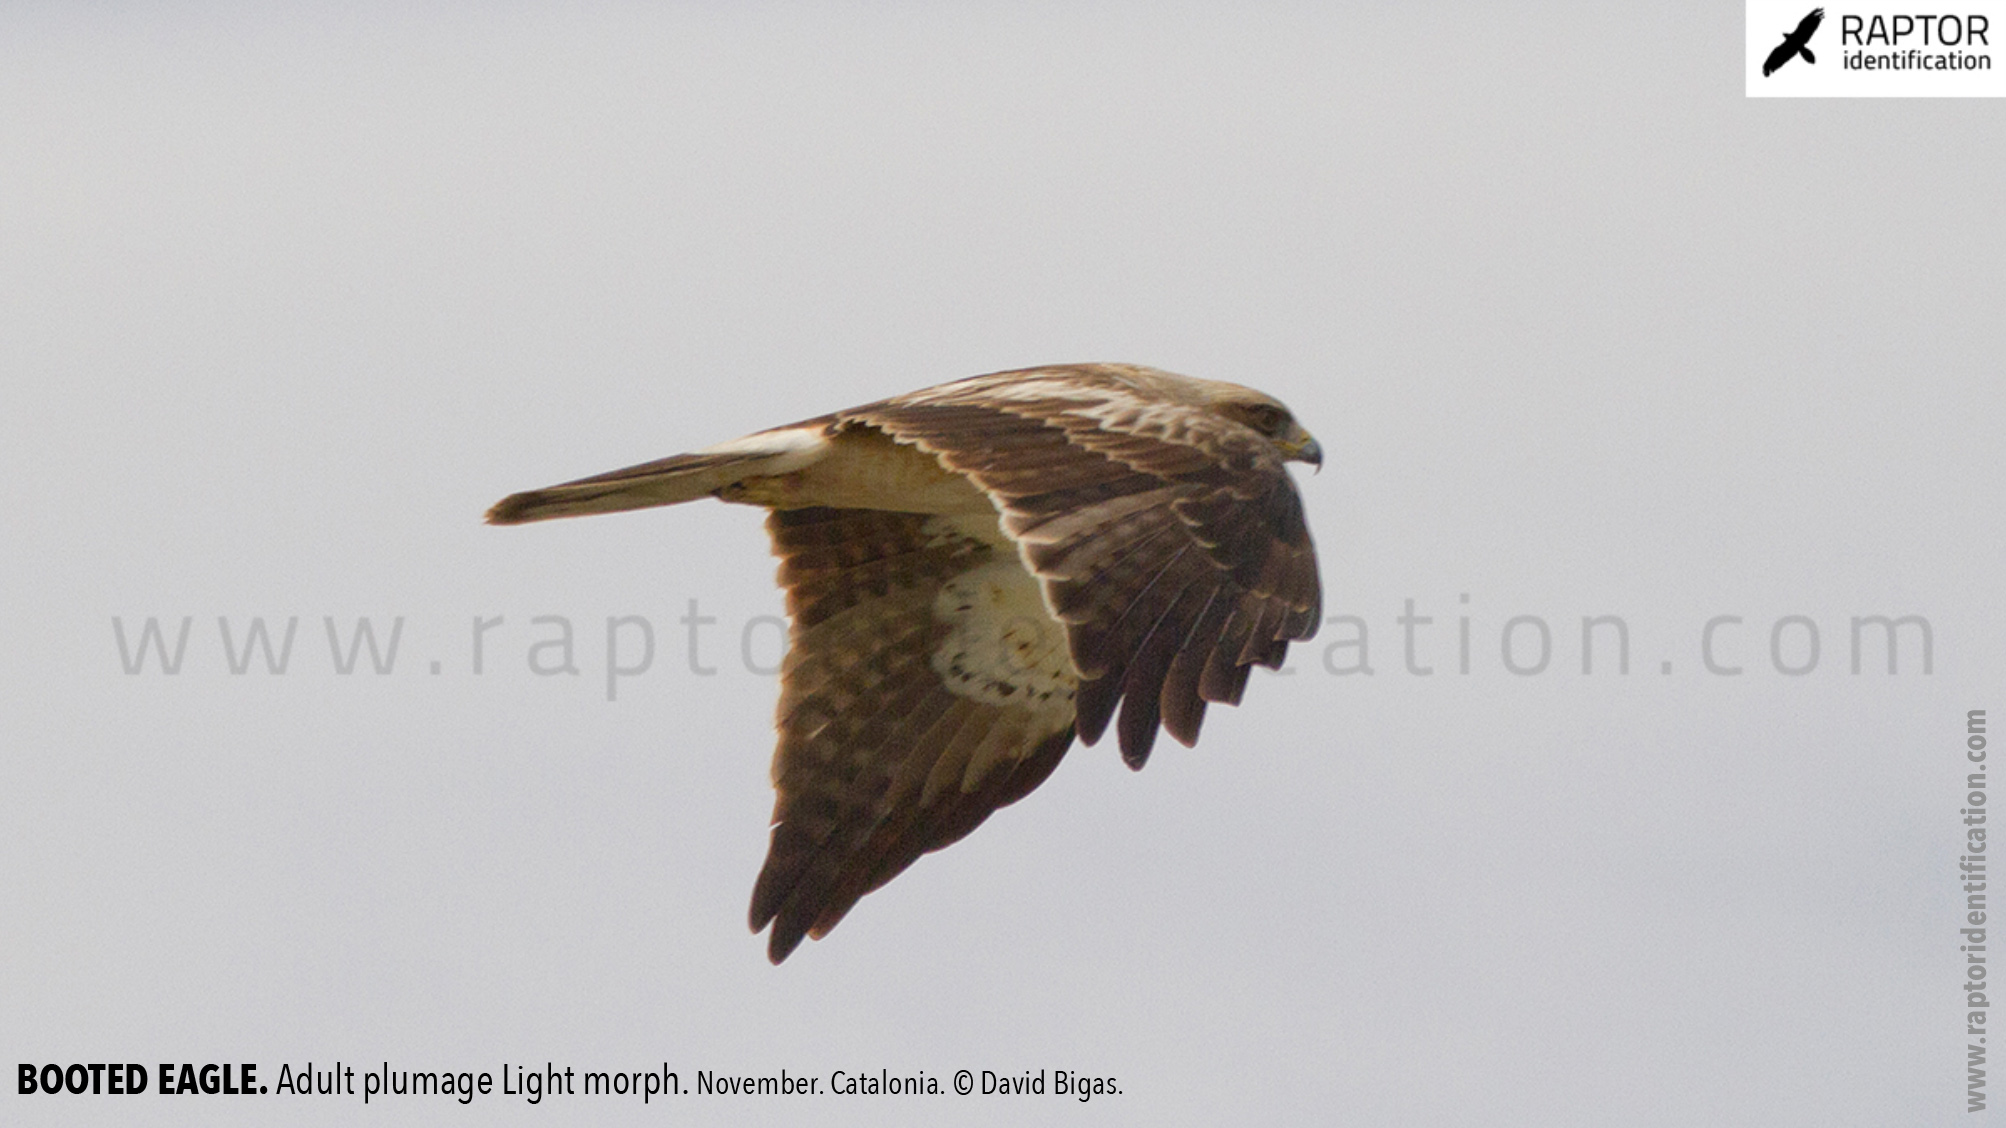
[489,364,1324,962]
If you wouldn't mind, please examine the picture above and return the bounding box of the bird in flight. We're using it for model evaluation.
[1763,7,1824,76]
[488,364,1324,962]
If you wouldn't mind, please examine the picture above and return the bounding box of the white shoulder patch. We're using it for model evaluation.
[695,426,829,474]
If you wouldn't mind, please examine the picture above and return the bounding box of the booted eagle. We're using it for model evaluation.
[488,364,1324,962]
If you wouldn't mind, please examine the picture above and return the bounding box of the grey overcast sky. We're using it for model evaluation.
[3,3,2002,1125]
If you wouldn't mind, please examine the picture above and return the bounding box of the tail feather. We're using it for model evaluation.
[486,427,829,525]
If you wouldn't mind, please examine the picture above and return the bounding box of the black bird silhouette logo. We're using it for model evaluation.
[1763,8,1825,76]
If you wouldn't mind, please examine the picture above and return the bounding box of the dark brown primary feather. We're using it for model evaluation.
[846,364,1321,770]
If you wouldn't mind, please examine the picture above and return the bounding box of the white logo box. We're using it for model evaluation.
[1747,0,2006,96]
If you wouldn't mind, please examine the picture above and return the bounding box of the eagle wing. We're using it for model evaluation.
[749,365,1320,961]
[850,366,1322,763]
[750,504,1078,962]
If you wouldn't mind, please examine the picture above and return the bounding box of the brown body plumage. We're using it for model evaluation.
[488,363,1324,962]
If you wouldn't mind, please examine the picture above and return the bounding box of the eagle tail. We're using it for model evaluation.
[1800,46,1815,65]
[485,426,830,525]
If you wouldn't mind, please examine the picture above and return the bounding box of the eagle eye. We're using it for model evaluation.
[1238,403,1289,437]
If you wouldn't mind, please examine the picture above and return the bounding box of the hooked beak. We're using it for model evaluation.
[1283,430,1323,473]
